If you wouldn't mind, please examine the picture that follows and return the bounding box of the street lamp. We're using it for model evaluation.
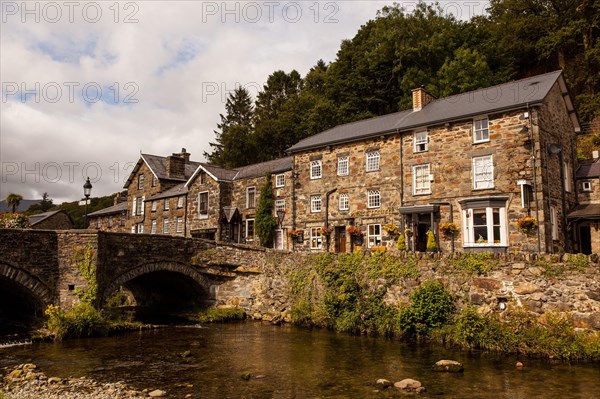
[276,210,285,228]
[83,177,92,229]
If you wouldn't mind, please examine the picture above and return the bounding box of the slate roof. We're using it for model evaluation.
[576,161,600,179]
[123,154,201,188]
[87,201,128,217]
[145,183,188,201]
[288,70,575,153]
[28,210,67,226]
[186,156,293,186]
[567,204,600,220]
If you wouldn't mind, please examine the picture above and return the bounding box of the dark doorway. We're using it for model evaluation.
[580,225,592,254]
[335,226,346,253]
[415,223,430,252]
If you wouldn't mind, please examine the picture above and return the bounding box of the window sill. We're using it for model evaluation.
[365,169,380,173]
[413,192,431,196]
[472,187,495,191]
[473,140,490,145]
[197,214,209,220]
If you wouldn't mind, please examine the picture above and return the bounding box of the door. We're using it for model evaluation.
[335,226,346,253]
[274,229,284,250]
[580,225,592,254]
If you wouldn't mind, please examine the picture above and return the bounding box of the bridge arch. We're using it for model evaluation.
[102,261,213,308]
[0,262,54,305]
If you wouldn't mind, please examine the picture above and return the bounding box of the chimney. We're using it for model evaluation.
[179,148,191,162]
[412,87,435,111]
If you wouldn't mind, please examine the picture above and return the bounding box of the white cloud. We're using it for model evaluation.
[1,1,487,204]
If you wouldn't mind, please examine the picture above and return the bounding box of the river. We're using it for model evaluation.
[1,322,599,398]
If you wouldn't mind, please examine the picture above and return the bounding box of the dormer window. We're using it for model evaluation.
[473,118,490,143]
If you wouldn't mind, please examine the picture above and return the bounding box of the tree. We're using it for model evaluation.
[204,87,256,168]
[255,173,277,248]
[6,193,23,213]
[437,47,495,97]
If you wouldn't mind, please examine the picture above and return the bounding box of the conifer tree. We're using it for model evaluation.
[255,173,277,248]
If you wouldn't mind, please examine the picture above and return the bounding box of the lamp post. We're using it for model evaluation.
[83,177,92,229]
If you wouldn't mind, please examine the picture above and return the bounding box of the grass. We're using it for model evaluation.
[197,307,246,323]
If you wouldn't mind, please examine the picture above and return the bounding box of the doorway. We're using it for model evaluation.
[335,226,347,253]
[580,225,592,254]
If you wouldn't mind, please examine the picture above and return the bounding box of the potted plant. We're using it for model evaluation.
[439,222,460,239]
[383,223,400,238]
[396,234,407,251]
[318,227,332,237]
[347,226,364,245]
[288,229,304,243]
[516,216,538,236]
[426,230,438,252]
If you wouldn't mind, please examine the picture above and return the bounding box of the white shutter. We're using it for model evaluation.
[132,197,137,216]
[141,196,145,215]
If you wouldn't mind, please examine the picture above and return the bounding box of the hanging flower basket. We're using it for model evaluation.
[439,222,460,239]
[347,226,363,245]
[288,229,304,243]
[318,227,332,237]
[383,223,400,237]
[516,216,538,236]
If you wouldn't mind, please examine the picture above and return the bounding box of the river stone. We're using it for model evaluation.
[394,378,423,392]
[149,389,166,397]
[432,360,464,372]
[47,377,61,384]
[376,379,392,388]
[7,369,23,379]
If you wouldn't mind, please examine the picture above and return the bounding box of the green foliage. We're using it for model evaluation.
[436,307,600,361]
[426,230,438,252]
[0,212,28,228]
[538,254,590,278]
[26,192,53,213]
[197,307,246,323]
[398,281,455,335]
[5,193,23,213]
[255,173,277,247]
[72,244,98,304]
[52,191,125,228]
[45,303,109,340]
[566,254,590,272]
[396,234,407,251]
[449,252,496,275]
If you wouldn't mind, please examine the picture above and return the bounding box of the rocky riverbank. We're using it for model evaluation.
[1,364,168,399]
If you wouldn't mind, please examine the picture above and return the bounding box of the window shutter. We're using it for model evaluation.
[132,197,137,216]
[141,196,145,215]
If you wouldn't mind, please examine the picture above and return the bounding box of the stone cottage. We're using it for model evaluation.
[287,70,581,254]
[570,153,600,253]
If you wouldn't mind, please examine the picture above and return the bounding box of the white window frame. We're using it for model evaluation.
[134,196,144,216]
[311,195,322,213]
[366,150,380,172]
[275,199,286,212]
[413,164,431,195]
[414,130,428,152]
[582,181,592,192]
[177,196,184,208]
[339,193,349,211]
[198,191,209,218]
[367,190,380,208]
[151,220,157,234]
[337,156,349,176]
[246,186,256,209]
[473,117,490,143]
[275,174,285,188]
[136,223,144,234]
[138,174,144,189]
[163,218,169,234]
[368,224,382,248]
[164,198,170,210]
[310,227,322,250]
[551,206,558,240]
[176,217,184,233]
[473,155,494,189]
[245,218,255,241]
[462,207,507,247]
[310,160,322,179]
[151,200,158,212]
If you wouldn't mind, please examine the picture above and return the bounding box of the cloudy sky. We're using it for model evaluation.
[1,0,489,204]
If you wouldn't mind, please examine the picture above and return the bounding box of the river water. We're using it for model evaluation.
[1,322,599,398]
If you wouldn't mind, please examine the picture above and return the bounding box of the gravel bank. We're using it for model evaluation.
[1,363,169,399]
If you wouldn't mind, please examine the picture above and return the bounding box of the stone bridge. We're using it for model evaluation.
[0,229,285,324]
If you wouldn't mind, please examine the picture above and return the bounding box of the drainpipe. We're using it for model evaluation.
[430,201,454,254]
[527,105,542,254]
[324,188,337,252]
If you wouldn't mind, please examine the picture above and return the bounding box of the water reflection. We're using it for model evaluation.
[1,322,598,398]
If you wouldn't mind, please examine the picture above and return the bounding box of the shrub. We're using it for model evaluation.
[45,303,109,340]
[426,230,438,252]
[450,252,496,275]
[399,281,455,335]
[198,307,246,323]
[396,234,407,251]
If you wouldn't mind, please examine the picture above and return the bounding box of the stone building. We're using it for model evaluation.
[569,153,600,253]
[28,210,73,230]
[87,194,128,232]
[287,70,582,254]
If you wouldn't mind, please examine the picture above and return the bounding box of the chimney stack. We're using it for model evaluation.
[412,87,435,111]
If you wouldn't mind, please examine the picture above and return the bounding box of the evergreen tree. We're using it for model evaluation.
[255,173,277,248]
[204,87,255,168]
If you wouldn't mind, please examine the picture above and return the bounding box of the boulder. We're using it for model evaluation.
[148,389,166,397]
[376,379,392,388]
[394,378,424,393]
[432,359,464,372]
